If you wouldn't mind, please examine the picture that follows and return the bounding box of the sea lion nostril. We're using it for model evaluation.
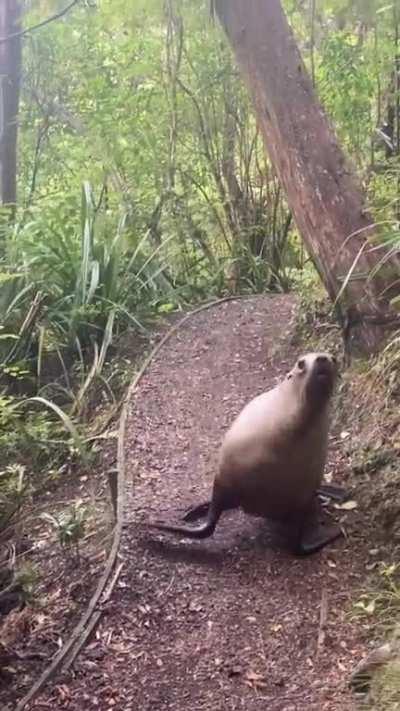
[316,355,328,364]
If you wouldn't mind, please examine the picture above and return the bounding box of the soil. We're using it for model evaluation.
[23,294,372,710]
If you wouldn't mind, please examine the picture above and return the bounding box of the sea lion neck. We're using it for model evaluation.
[284,370,333,436]
[288,353,336,413]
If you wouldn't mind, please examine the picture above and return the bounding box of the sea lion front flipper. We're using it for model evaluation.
[291,500,344,556]
[297,521,343,556]
[317,483,348,503]
[182,501,211,522]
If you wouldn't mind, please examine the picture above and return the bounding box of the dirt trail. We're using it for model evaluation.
[30,295,369,710]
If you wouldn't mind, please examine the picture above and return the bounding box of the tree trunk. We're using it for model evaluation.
[0,0,22,212]
[214,0,400,354]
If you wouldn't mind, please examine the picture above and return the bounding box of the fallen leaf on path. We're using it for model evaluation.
[271,623,282,632]
[189,601,203,612]
[245,669,267,689]
[354,599,376,615]
[55,685,71,701]
[334,500,358,510]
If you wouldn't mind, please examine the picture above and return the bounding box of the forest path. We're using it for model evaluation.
[34,294,368,710]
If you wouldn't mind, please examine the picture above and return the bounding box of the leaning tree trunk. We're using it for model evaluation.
[214,0,400,354]
[0,0,22,213]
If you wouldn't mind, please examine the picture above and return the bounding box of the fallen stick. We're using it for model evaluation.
[316,587,328,657]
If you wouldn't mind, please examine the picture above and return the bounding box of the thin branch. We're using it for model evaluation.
[0,0,80,45]
[316,587,328,658]
[27,118,50,206]
[0,576,17,602]
[310,0,316,88]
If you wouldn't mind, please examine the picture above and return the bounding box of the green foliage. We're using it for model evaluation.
[0,464,28,534]
[318,32,375,159]
[12,182,171,351]
[0,268,39,371]
[40,500,88,556]
[14,563,39,604]
[0,395,61,467]
[354,562,400,626]
[20,0,294,299]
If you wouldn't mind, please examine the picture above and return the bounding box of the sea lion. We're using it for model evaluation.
[148,352,343,555]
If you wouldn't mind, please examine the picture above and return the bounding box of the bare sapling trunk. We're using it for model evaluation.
[0,0,22,213]
[214,0,400,354]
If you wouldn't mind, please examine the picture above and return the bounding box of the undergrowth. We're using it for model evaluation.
[295,286,400,710]
[0,178,287,616]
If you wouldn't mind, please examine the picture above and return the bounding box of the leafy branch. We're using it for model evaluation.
[0,0,80,45]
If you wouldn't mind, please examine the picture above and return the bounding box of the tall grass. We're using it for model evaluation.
[0,183,183,390]
[0,183,180,549]
[9,183,178,362]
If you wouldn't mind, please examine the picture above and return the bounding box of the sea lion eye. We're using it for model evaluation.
[297,358,306,371]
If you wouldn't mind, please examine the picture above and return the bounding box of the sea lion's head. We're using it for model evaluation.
[287,352,338,404]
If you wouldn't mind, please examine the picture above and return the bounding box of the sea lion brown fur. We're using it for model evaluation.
[148,352,343,555]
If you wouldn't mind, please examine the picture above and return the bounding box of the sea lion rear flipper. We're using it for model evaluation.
[182,500,211,522]
[147,495,224,540]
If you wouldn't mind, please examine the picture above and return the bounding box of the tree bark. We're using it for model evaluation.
[0,0,22,212]
[214,0,400,354]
